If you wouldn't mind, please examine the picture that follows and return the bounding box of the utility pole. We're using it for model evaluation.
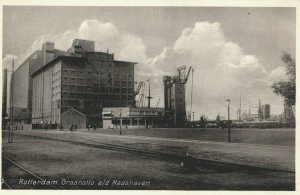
[119,108,122,135]
[9,59,14,143]
[146,79,152,108]
[226,99,231,142]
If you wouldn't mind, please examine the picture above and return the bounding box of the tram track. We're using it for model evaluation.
[15,132,295,174]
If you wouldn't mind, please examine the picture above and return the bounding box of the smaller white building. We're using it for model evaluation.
[102,107,165,129]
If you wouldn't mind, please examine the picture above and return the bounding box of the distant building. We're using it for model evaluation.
[31,39,136,128]
[260,104,270,120]
[102,107,165,129]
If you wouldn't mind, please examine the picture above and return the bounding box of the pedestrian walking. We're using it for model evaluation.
[70,124,74,134]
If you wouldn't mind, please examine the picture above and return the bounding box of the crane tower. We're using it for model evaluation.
[163,66,192,127]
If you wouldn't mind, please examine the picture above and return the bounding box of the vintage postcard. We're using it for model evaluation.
[1,0,298,193]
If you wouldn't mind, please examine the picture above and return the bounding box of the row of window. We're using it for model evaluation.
[61,85,134,93]
[62,77,111,85]
[113,81,133,87]
[88,58,113,64]
[62,69,113,78]
[90,61,113,67]
[114,74,133,80]
[61,72,133,81]
[61,77,134,87]
[53,77,61,83]
[63,69,90,77]
[129,111,164,116]
[53,70,61,77]
[61,92,134,101]
[64,69,114,75]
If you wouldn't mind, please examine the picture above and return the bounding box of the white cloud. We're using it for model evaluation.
[141,22,284,118]
[2,54,18,71]
[270,66,287,82]
[2,19,147,71]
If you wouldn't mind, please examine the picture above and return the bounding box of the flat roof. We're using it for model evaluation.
[114,60,137,65]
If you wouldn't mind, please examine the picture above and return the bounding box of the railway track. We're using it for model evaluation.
[16,133,295,174]
[2,178,12,189]
[2,155,58,189]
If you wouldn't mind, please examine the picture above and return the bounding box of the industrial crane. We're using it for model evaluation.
[134,81,146,107]
[137,94,146,107]
[163,65,193,127]
[173,66,192,84]
[155,98,161,108]
[134,81,145,95]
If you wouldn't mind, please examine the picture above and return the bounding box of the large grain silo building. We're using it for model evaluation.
[31,39,136,128]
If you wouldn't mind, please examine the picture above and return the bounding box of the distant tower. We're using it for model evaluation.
[261,104,270,120]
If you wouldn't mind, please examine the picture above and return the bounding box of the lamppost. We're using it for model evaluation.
[203,114,206,130]
[119,108,122,135]
[8,59,14,143]
[226,99,231,142]
[192,112,194,127]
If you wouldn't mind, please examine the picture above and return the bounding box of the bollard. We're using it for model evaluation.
[180,156,196,171]
[180,146,197,171]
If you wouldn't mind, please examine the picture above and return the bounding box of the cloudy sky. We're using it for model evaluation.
[2,6,296,119]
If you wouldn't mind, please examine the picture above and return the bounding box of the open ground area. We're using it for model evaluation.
[1,128,295,190]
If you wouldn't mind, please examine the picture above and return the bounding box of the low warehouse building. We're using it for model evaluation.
[102,107,165,129]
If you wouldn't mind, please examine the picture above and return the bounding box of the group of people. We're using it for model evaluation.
[59,124,98,132]
[87,124,97,131]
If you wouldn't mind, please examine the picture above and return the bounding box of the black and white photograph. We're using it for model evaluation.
[1,0,298,192]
